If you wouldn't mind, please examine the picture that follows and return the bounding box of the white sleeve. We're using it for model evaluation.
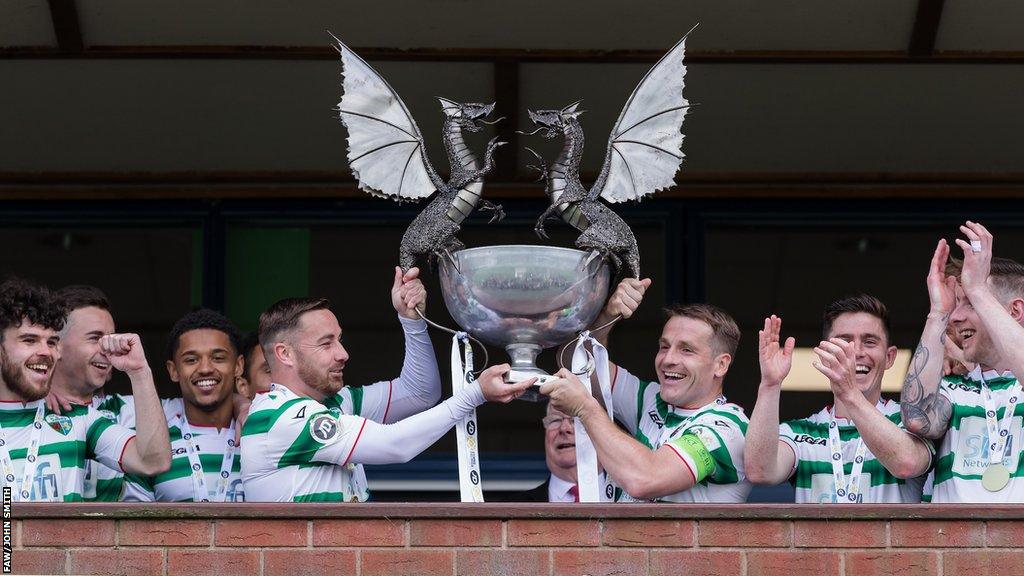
[347,380,485,465]
[610,365,642,434]
[381,316,442,422]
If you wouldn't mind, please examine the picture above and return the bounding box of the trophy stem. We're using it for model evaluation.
[506,343,546,375]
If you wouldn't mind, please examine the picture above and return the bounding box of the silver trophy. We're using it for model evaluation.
[439,245,610,397]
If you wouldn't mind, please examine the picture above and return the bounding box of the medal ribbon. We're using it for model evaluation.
[827,409,869,503]
[177,416,236,503]
[979,372,1021,468]
[451,332,483,502]
[0,403,46,502]
[570,330,614,502]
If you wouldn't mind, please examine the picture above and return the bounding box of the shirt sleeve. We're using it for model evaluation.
[610,365,643,434]
[672,413,746,485]
[85,406,136,472]
[778,421,800,477]
[265,401,366,469]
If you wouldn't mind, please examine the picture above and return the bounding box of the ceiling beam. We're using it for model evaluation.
[4,45,1024,64]
[45,0,83,54]
[908,0,946,57]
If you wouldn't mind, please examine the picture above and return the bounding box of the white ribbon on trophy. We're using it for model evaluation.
[570,330,615,502]
[451,332,484,502]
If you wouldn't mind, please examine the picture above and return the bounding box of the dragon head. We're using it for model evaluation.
[437,98,502,132]
[523,101,585,139]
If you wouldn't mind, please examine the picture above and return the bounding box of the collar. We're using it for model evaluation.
[548,474,577,503]
[967,365,1016,383]
[825,398,891,425]
[670,395,727,417]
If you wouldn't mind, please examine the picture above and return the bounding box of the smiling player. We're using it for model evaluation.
[745,295,933,503]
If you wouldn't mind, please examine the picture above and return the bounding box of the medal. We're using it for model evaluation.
[982,464,1011,492]
[979,371,1020,492]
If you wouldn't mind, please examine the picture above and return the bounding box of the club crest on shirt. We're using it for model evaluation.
[45,414,73,436]
[309,414,340,443]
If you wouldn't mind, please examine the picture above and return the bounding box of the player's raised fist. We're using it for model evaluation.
[100,333,150,375]
[392,266,427,319]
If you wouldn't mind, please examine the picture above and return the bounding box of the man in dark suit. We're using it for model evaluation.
[518,403,580,502]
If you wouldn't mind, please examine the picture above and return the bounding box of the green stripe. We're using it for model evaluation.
[293,491,344,502]
[349,387,364,417]
[279,409,339,468]
[0,409,38,427]
[9,440,85,468]
[636,379,653,430]
[794,459,905,489]
[702,409,749,434]
[96,394,127,415]
[87,478,124,502]
[949,402,1024,431]
[85,417,115,458]
[152,453,242,484]
[242,398,306,437]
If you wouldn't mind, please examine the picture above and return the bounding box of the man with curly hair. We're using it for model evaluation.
[0,277,169,501]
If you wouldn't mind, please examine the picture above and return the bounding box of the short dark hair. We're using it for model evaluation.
[258,297,331,364]
[57,285,110,313]
[987,257,1024,302]
[239,331,261,381]
[0,277,66,341]
[664,303,741,357]
[166,309,242,360]
[822,294,892,345]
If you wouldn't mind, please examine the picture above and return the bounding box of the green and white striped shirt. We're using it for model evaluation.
[611,367,752,503]
[241,384,369,502]
[932,368,1024,503]
[780,399,929,503]
[0,399,134,501]
[122,398,242,502]
[83,393,136,501]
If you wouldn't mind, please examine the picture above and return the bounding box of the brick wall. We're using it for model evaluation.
[10,503,1024,576]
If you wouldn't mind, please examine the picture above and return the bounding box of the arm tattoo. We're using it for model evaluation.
[901,343,952,439]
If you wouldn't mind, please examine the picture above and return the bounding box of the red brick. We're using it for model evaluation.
[793,520,886,548]
[698,520,791,547]
[263,550,357,576]
[604,519,695,547]
[312,519,405,547]
[986,521,1024,547]
[457,549,549,576]
[69,548,164,576]
[167,550,260,576]
[214,519,306,547]
[944,551,1024,576]
[746,551,840,576]
[21,519,115,546]
[890,520,984,547]
[650,550,741,576]
[553,549,647,576]
[10,549,64,575]
[846,551,937,576]
[120,519,211,546]
[361,550,453,576]
[410,519,501,547]
[508,519,600,547]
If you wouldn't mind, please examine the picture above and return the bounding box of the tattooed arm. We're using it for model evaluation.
[901,240,955,440]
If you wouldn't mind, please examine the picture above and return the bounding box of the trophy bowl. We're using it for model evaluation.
[439,245,611,381]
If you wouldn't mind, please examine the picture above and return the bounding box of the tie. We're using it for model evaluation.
[568,485,579,503]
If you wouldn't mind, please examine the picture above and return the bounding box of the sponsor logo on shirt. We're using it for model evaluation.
[647,410,664,428]
[791,434,827,446]
[309,414,339,443]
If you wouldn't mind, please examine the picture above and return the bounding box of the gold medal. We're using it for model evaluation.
[982,464,1011,492]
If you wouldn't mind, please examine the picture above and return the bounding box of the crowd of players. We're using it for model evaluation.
[0,221,1020,503]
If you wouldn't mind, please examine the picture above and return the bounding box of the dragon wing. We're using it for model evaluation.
[593,29,693,204]
[334,35,440,201]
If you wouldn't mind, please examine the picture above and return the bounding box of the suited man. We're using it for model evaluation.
[519,403,580,502]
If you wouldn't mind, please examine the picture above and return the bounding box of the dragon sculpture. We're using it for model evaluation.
[524,30,693,279]
[333,35,505,271]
